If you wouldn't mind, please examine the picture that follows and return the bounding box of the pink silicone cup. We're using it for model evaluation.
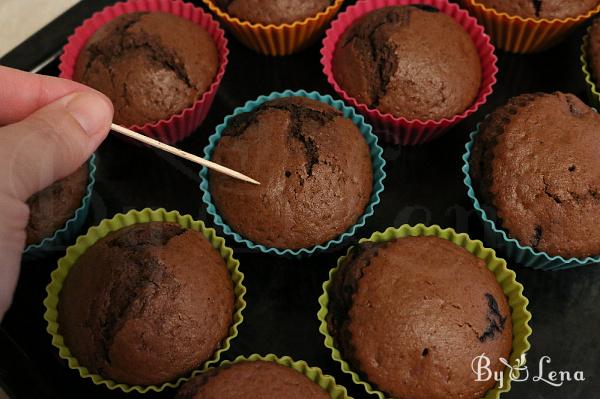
[321,0,498,145]
[59,0,229,144]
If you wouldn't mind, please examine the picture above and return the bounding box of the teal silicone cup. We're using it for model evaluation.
[462,126,600,270]
[23,155,96,260]
[200,90,386,256]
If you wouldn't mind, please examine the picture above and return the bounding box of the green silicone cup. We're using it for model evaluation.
[183,354,353,398]
[581,25,600,110]
[317,224,532,399]
[43,208,247,393]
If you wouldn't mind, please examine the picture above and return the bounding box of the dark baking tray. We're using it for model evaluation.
[1,1,599,398]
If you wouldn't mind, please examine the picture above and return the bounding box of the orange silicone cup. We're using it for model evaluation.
[462,0,600,53]
[202,0,344,55]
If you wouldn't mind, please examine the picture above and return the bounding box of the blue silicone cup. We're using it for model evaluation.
[200,90,386,257]
[23,155,96,260]
[462,125,600,271]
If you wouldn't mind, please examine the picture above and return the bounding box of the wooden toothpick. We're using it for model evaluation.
[110,123,260,185]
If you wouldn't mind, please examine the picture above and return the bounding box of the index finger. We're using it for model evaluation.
[0,65,99,125]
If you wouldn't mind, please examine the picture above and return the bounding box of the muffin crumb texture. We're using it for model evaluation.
[176,361,329,398]
[216,0,331,25]
[74,12,218,126]
[210,96,373,250]
[328,236,512,399]
[58,222,234,386]
[476,0,599,19]
[333,6,481,120]
[470,92,600,258]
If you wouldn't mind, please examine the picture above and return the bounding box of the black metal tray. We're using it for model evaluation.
[1,1,599,398]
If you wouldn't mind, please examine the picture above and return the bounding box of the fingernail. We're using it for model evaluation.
[64,91,113,135]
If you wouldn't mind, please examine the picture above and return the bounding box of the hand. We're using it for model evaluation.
[0,66,113,320]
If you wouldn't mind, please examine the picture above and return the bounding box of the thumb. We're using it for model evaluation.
[0,89,112,320]
[0,90,113,202]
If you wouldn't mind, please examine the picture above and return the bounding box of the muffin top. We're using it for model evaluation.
[176,361,330,398]
[470,92,600,258]
[215,0,331,25]
[209,97,373,250]
[26,163,88,246]
[333,5,481,121]
[74,12,218,127]
[59,222,234,386]
[328,236,512,399]
[588,18,600,84]
[476,0,598,19]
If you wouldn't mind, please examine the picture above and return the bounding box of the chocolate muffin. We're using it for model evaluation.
[470,92,600,258]
[58,222,234,386]
[333,6,481,121]
[26,164,88,246]
[476,0,598,19]
[176,361,330,398]
[328,236,512,399]
[588,18,600,85]
[74,12,218,127]
[215,0,331,25]
[209,97,373,250]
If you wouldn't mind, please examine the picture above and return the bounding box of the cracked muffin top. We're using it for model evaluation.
[476,0,598,19]
[332,5,481,121]
[26,163,88,246]
[58,222,234,386]
[470,92,600,258]
[209,97,373,250]
[327,236,512,399]
[73,12,218,126]
[176,361,330,398]
[214,0,331,25]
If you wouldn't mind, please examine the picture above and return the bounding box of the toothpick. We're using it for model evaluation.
[110,124,260,185]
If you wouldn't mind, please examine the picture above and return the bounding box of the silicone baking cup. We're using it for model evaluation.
[23,155,96,260]
[318,224,532,399]
[581,26,600,110]
[59,0,229,144]
[185,354,353,398]
[321,0,498,145]
[463,127,600,270]
[202,0,344,56]
[199,89,386,257]
[462,0,600,53]
[43,208,246,393]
